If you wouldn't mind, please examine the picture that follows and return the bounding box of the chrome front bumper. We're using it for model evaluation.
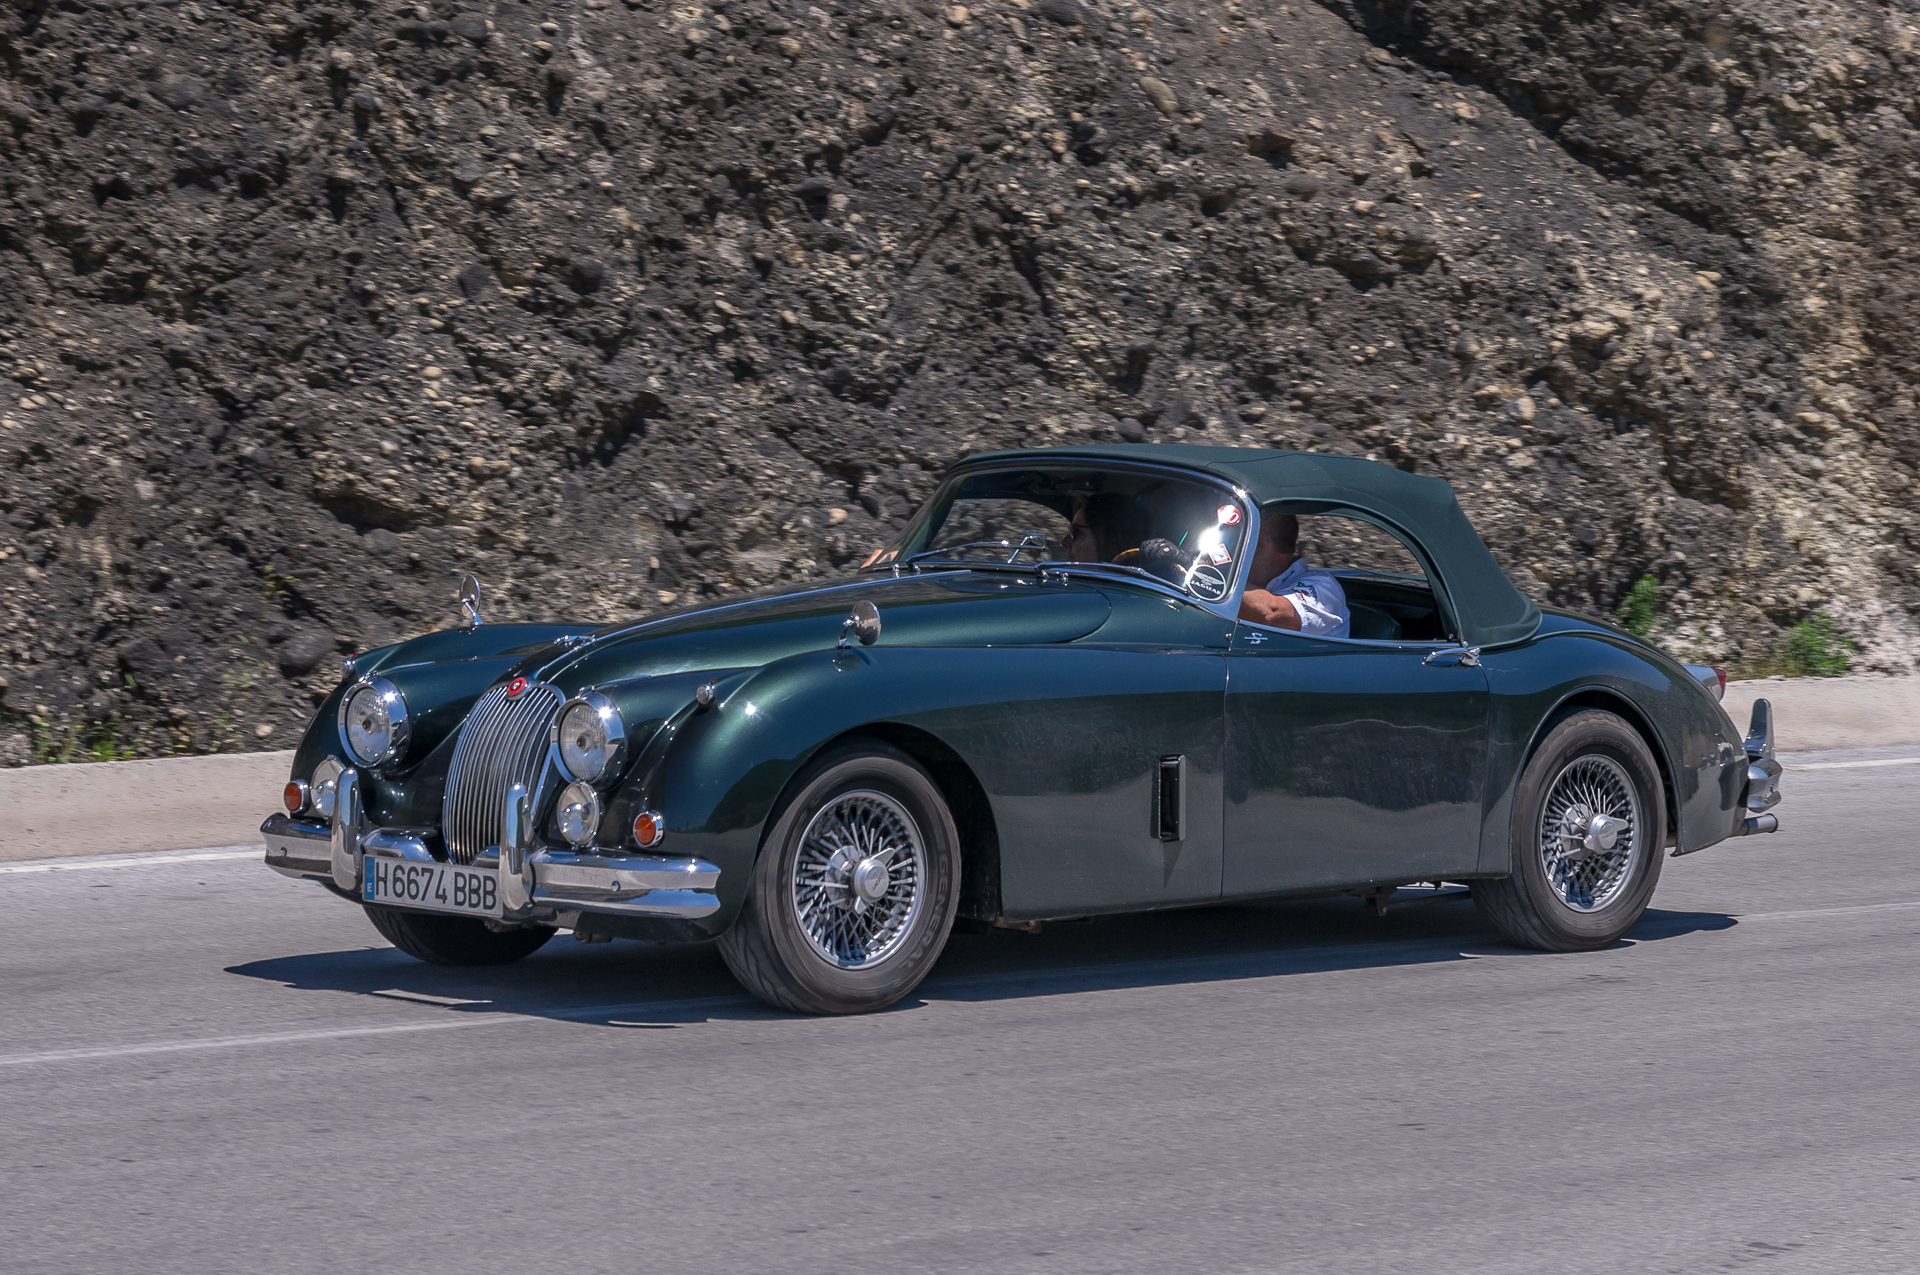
[262,780,721,925]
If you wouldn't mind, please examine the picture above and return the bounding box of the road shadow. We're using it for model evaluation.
[225,897,1736,1027]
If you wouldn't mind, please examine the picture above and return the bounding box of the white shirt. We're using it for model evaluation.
[1261,558,1351,638]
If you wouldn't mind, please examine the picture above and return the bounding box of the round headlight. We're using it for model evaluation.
[552,691,625,784]
[337,677,410,767]
[556,780,603,847]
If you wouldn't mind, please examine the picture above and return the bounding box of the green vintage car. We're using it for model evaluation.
[262,445,1781,1013]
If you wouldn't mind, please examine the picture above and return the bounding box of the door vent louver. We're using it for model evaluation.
[1154,754,1187,843]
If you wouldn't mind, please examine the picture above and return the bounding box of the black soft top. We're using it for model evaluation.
[959,444,1541,648]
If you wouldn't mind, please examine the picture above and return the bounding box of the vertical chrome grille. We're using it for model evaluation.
[441,682,563,865]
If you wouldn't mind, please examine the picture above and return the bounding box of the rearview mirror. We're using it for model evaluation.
[838,599,881,649]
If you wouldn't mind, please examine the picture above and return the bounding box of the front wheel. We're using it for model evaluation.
[364,905,555,966]
[1472,710,1666,952]
[719,741,961,1014]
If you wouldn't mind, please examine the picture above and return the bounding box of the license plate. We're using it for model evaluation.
[363,858,501,918]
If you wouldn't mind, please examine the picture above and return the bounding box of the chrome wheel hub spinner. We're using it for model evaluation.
[1539,755,1642,913]
[791,790,926,969]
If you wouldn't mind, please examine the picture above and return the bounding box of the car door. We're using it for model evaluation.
[1222,623,1490,895]
[938,587,1231,918]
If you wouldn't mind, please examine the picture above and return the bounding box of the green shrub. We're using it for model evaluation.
[1781,613,1853,678]
[1615,574,1659,638]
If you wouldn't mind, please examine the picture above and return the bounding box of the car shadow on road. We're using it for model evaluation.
[224,894,1737,1027]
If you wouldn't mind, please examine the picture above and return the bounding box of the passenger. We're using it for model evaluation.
[1238,511,1351,637]
[1064,493,1150,563]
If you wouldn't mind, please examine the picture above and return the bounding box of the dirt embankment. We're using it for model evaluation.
[2,0,1916,763]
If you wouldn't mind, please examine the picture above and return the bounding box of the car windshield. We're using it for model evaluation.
[866,465,1248,604]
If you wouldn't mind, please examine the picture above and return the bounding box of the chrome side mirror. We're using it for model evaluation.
[838,600,881,649]
[459,573,484,628]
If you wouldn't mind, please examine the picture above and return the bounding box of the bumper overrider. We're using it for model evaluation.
[1732,697,1782,837]
[261,765,720,927]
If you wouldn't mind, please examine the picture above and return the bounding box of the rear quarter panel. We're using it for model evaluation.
[1478,624,1745,873]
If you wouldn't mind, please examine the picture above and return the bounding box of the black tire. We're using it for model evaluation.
[719,740,961,1014]
[364,904,556,966]
[1472,710,1666,952]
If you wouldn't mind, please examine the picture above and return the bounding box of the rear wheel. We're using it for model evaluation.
[1472,710,1666,952]
[719,740,961,1014]
[364,904,555,966]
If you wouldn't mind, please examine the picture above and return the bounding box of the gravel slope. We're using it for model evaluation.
[2,0,1916,759]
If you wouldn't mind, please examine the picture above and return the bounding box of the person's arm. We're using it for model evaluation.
[1238,588,1302,630]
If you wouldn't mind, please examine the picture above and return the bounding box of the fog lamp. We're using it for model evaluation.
[556,780,603,848]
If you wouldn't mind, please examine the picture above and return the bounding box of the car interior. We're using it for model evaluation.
[906,468,1456,644]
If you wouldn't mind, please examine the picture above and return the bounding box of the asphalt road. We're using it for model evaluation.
[4,748,1917,1275]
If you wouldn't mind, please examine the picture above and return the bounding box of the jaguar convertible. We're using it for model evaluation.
[262,445,1781,1013]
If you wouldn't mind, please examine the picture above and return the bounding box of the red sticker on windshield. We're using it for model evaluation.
[1217,504,1241,526]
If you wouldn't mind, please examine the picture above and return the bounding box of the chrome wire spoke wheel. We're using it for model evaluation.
[790,790,926,969]
[1538,754,1642,912]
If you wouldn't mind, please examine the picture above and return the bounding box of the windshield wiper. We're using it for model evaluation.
[902,530,1049,568]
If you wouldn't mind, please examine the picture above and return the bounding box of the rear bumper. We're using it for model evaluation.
[261,810,722,928]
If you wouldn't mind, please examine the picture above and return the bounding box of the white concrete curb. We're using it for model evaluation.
[0,674,1915,864]
[0,751,293,863]
[1722,675,1920,752]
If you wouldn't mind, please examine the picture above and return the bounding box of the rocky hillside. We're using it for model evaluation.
[2,0,1916,763]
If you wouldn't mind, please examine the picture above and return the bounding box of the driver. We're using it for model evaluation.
[1065,493,1150,564]
[1237,511,1350,637]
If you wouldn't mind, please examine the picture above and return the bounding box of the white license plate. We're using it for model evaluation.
[363,858,501,918]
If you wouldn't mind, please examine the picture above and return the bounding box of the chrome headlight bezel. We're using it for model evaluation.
[337,676,411,769]
[551,690,626,785]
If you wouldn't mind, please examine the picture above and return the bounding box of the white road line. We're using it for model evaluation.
[1784,757,1920,771]
[7,899,1917,1070]
[1739,900,1920,923]
[0,848,261,875]
[0,1016,518,1068]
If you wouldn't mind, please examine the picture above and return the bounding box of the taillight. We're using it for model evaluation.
[1710,667,1727,701]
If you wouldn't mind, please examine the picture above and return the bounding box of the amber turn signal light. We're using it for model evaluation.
[632,809,666,849]
[283,780,310,813]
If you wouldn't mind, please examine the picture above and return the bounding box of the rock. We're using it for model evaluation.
[1283,173,1322,200]
[449,11,491,41]
[1508,396,1537,423]
[570,259,607,290]
[452,160,485,187]
[277,629,338,678]
[363,528,401,555]
[149,76,207,111]
[1139,78,1179,116]
[1116,418,1147,442]
[1036,0,1089,26]
[456,263,491,298]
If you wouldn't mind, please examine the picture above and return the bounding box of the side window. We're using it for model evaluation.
[1250,512,1452,643]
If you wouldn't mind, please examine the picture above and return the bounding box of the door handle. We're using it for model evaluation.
[1423,645,1481,668]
